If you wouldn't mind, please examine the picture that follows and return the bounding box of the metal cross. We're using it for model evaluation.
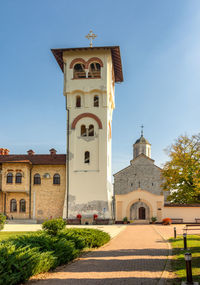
[85,30,97,48]
[141,125,144,136]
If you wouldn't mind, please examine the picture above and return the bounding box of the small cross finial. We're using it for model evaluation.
[85,30,97,48]
[141,125,144,136]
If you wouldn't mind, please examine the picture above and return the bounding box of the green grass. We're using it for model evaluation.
[0,231,33,241]
[170,235,200,283]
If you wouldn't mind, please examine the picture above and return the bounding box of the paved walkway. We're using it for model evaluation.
[28,225,177,285]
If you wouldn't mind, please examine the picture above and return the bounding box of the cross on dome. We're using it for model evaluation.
[141,124,144,136]
[85,30,97,48]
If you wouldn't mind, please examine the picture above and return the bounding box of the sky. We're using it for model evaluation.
[1,0,200,175]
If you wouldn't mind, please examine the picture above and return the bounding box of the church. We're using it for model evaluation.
[0,37,199,224]
[114,130,167,223]
[114,130,200,223]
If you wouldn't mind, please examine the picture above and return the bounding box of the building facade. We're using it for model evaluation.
[114,134,200,223]
[0,148,66,221]
[52,46,123,220]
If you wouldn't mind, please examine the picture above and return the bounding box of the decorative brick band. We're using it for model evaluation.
[71,113,103,129]
[69,58,86,68]
[85,57,104,69]
[70,57,103,69]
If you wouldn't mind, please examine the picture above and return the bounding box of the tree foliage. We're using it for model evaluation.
[162,134,200,204]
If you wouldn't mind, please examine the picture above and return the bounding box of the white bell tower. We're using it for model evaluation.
[52,43,123,220]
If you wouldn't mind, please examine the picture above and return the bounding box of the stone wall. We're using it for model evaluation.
[114,155,167,199]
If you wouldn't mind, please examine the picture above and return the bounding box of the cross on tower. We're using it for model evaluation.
[141,125,144,136]
[85,30,97,48]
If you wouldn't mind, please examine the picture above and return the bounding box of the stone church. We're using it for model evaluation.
[114,130,200,223]
[114,131,167,223]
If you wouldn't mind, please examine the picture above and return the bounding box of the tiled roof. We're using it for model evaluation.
[51,46,123,83]
[0,154,66,165]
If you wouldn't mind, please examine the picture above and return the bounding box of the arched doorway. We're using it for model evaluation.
[139,207,145,219]
[130,201,150,220]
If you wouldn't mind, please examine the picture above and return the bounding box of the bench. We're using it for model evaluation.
[183,224,200,234]
[171,218,183,224]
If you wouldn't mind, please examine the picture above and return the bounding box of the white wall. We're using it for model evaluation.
[163,207,200,223]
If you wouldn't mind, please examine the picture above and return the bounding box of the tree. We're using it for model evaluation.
[162,134,200,204]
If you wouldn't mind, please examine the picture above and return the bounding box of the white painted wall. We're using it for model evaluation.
[62,49,115,219]
[163,207,200,223]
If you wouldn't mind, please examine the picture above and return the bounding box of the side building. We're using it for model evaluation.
[0,148,66,221]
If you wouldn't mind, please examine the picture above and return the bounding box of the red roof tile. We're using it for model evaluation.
[0,154,66,165]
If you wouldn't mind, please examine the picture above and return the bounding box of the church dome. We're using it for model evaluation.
[134,135,150,145]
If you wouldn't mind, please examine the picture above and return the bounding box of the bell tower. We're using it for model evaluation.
[52,43,123,220]
[133,126,151,159]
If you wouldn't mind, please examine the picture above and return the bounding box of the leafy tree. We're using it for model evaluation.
[162,134,200,204]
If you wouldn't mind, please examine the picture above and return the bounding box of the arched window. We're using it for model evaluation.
[76,96,81,108]
[34,173,41,185]
[53,174,60,185]
[73,63,86,79]
[88,125,94,136]
[81,125,87,136]
[20,199,26,212]
[10,199,17,212]
[7,173,13,184]
[88,62,101,78]
[84,151,90,164]
[16,172,22,184]
[94,95,99,107]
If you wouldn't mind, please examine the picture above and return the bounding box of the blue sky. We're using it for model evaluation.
[1,0,200,174]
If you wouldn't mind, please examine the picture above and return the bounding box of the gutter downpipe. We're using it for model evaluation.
[29,165,33,219]
[66,104,69,220]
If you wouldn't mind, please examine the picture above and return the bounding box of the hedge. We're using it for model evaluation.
[0,228,110,285]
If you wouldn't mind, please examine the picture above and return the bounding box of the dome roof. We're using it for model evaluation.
[134,135,150,145]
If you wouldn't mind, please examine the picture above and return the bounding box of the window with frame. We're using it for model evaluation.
[10,199,17,212]
[73,63,86,79]
[88,63,101,78]
[53,174,60,185]
[94,95,99,107]
[81,125,87,137]
[7,172,13,184]
[88,125,94,136]
[76,96,81,108]
[34,173,41,185]
[16,172,22,184]
[20,199,26,212]
[84,151,90,164]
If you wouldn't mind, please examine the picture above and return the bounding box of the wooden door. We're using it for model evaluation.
[139,207,145,219]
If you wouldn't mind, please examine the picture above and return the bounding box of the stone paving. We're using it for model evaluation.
[28,225,179,285]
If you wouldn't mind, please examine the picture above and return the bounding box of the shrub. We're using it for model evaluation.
[0,243,56,285]
[151,217,157,223]
[0,228,110,284]
[123,217,128,223]
[162,218,172,225]
[42,218,66,236]
[0,214,6,231]
[61,228,110,248]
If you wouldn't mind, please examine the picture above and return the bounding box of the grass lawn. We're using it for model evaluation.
[0,231,33,241]
[170,235,200,283]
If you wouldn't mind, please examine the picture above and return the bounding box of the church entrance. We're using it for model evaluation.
[130,201,150,221]
[138,207,145,219]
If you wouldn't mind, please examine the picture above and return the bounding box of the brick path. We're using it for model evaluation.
[29,225,172,285]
